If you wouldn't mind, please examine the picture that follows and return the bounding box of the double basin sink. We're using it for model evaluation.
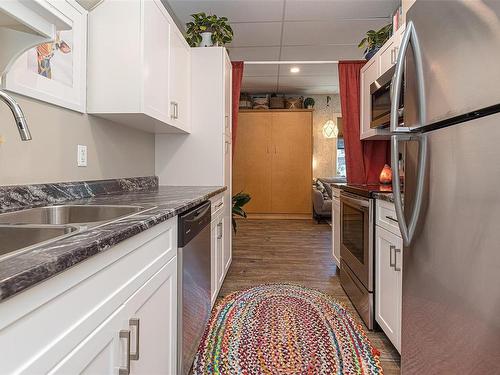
[0,204,154,260]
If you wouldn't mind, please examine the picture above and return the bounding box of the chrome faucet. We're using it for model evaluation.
[0,89,31,141]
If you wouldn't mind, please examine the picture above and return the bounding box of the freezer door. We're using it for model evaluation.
[401,112,500,374]
[404,1,500,129]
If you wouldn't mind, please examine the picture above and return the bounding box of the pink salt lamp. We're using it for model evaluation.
[379,164,392,185]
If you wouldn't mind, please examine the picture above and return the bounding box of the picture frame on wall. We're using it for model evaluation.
[1,0,87,113]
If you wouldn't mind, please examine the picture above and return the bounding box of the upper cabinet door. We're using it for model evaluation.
[169,28,191,132]
[87,0,191,134]
[378,34,396,76]
[142,0,170,124]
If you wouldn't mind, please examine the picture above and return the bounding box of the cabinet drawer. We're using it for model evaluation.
[376,199,401,236]
[0,218,177,374]
[210,194,224,217]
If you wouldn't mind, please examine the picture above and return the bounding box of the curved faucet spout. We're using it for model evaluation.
[0,90,32,141]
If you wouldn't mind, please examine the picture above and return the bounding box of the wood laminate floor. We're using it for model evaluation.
[219,219,401,374]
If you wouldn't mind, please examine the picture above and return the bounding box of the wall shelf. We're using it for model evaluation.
[0,0,71,76]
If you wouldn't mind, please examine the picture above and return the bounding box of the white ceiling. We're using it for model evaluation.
[167,0,398,94]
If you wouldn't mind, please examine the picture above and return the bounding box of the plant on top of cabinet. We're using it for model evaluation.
[232,192,251,233]
[304,97,315,109]
[358,24,392,60]
[185,12,233,47]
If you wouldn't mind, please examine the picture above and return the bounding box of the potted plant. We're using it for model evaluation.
[358,24,392,60]
[232,192,251,233]
[185,12,234,47]
[304,97,315,109]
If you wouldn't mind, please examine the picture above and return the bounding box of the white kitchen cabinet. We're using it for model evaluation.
[375,225,403,353]
[169,26,191,132]
[87,0,190,134]
[332,187,341,267]
[379,26,406,76]
[156,48,233,304]
[210,194,228,307]
[378,34,397,75]
[0,218,177,374]
[51,257,177,375]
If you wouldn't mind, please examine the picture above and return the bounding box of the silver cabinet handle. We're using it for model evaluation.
[390,48,395,65]
[214,202,223,210]
[391,133,428,246]
[394,248,401,271]
[175,102,179,119]
[129,318,140,361]
[390,20,426,133]
[170,102,175,119]
[119,330,131,375]
[389,245,396,268]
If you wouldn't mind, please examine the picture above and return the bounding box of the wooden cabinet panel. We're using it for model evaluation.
[233,110,312,216]
[271,112,312,214]
[233,112,272,213]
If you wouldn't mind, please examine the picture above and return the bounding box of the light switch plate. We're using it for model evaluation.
[77,145,87,167]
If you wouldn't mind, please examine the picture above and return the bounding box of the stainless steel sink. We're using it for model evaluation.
[0,225,79,260]
[0,205,147,226]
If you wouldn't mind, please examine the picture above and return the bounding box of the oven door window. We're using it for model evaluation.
[342,203,365,264]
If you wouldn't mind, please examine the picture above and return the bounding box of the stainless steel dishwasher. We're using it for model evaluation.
[177,201,211,375]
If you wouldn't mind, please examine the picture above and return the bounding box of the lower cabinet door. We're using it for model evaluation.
[375,225,403,352]
[50,257,178,374]
[49,305,127,374]
[217,215,225,288]
[210,218,219,306]
[127,257,178,375]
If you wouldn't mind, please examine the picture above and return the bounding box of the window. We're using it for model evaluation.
[336,137,346,177]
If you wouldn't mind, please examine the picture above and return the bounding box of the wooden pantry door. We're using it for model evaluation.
[233,112,272,213]
[270,112,312,214]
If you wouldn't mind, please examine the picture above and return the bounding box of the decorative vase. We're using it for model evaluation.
[364,47,379,60]
[200,31,213,47]
[379,164,392,185]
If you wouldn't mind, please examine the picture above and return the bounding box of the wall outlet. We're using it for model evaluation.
[77,145,87,167]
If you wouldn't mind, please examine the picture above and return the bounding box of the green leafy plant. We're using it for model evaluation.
[185,12,233,47]
[358,24,392,55]
[232,192,251,233]
[304,97,315,108]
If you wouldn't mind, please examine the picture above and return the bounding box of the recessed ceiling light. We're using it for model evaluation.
[290,67,300,73]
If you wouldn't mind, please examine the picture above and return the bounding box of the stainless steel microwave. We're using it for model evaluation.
[370,65,404,129]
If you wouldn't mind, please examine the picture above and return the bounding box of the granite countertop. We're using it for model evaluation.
[372,192,396,203]
[0,177,226,302]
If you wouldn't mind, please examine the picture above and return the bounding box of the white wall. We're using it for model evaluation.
[0,94,155,185]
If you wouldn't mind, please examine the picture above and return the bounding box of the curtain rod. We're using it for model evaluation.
[243,61,339,65]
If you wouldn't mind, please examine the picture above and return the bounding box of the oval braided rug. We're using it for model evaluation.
[193,284,383,375]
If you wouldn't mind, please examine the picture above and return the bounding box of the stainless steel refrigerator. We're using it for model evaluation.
[390,1,500,373]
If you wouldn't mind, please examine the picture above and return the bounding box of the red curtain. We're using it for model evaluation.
[231,61,244,155]
[339,61,389,184]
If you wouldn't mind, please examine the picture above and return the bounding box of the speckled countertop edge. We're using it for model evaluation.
[0,185,226,302]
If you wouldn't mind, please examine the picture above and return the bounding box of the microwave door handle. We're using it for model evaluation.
[391,21,426,133]
[391,133,428,246]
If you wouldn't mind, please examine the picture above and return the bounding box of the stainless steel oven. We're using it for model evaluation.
[339,191,374,329]
[370,65,404,129]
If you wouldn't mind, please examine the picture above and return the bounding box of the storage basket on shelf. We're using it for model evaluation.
[269,95,285,109]
[239,93,253,109]
[285,97,303,109]
[252,94,269,110]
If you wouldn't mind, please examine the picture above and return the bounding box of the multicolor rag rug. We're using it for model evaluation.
[192,284,383,374]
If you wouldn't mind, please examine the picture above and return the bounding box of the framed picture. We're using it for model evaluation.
[2,0,87,113]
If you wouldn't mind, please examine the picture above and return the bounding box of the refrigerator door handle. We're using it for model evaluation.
[391,133,428,246]
[390,20,426,133]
